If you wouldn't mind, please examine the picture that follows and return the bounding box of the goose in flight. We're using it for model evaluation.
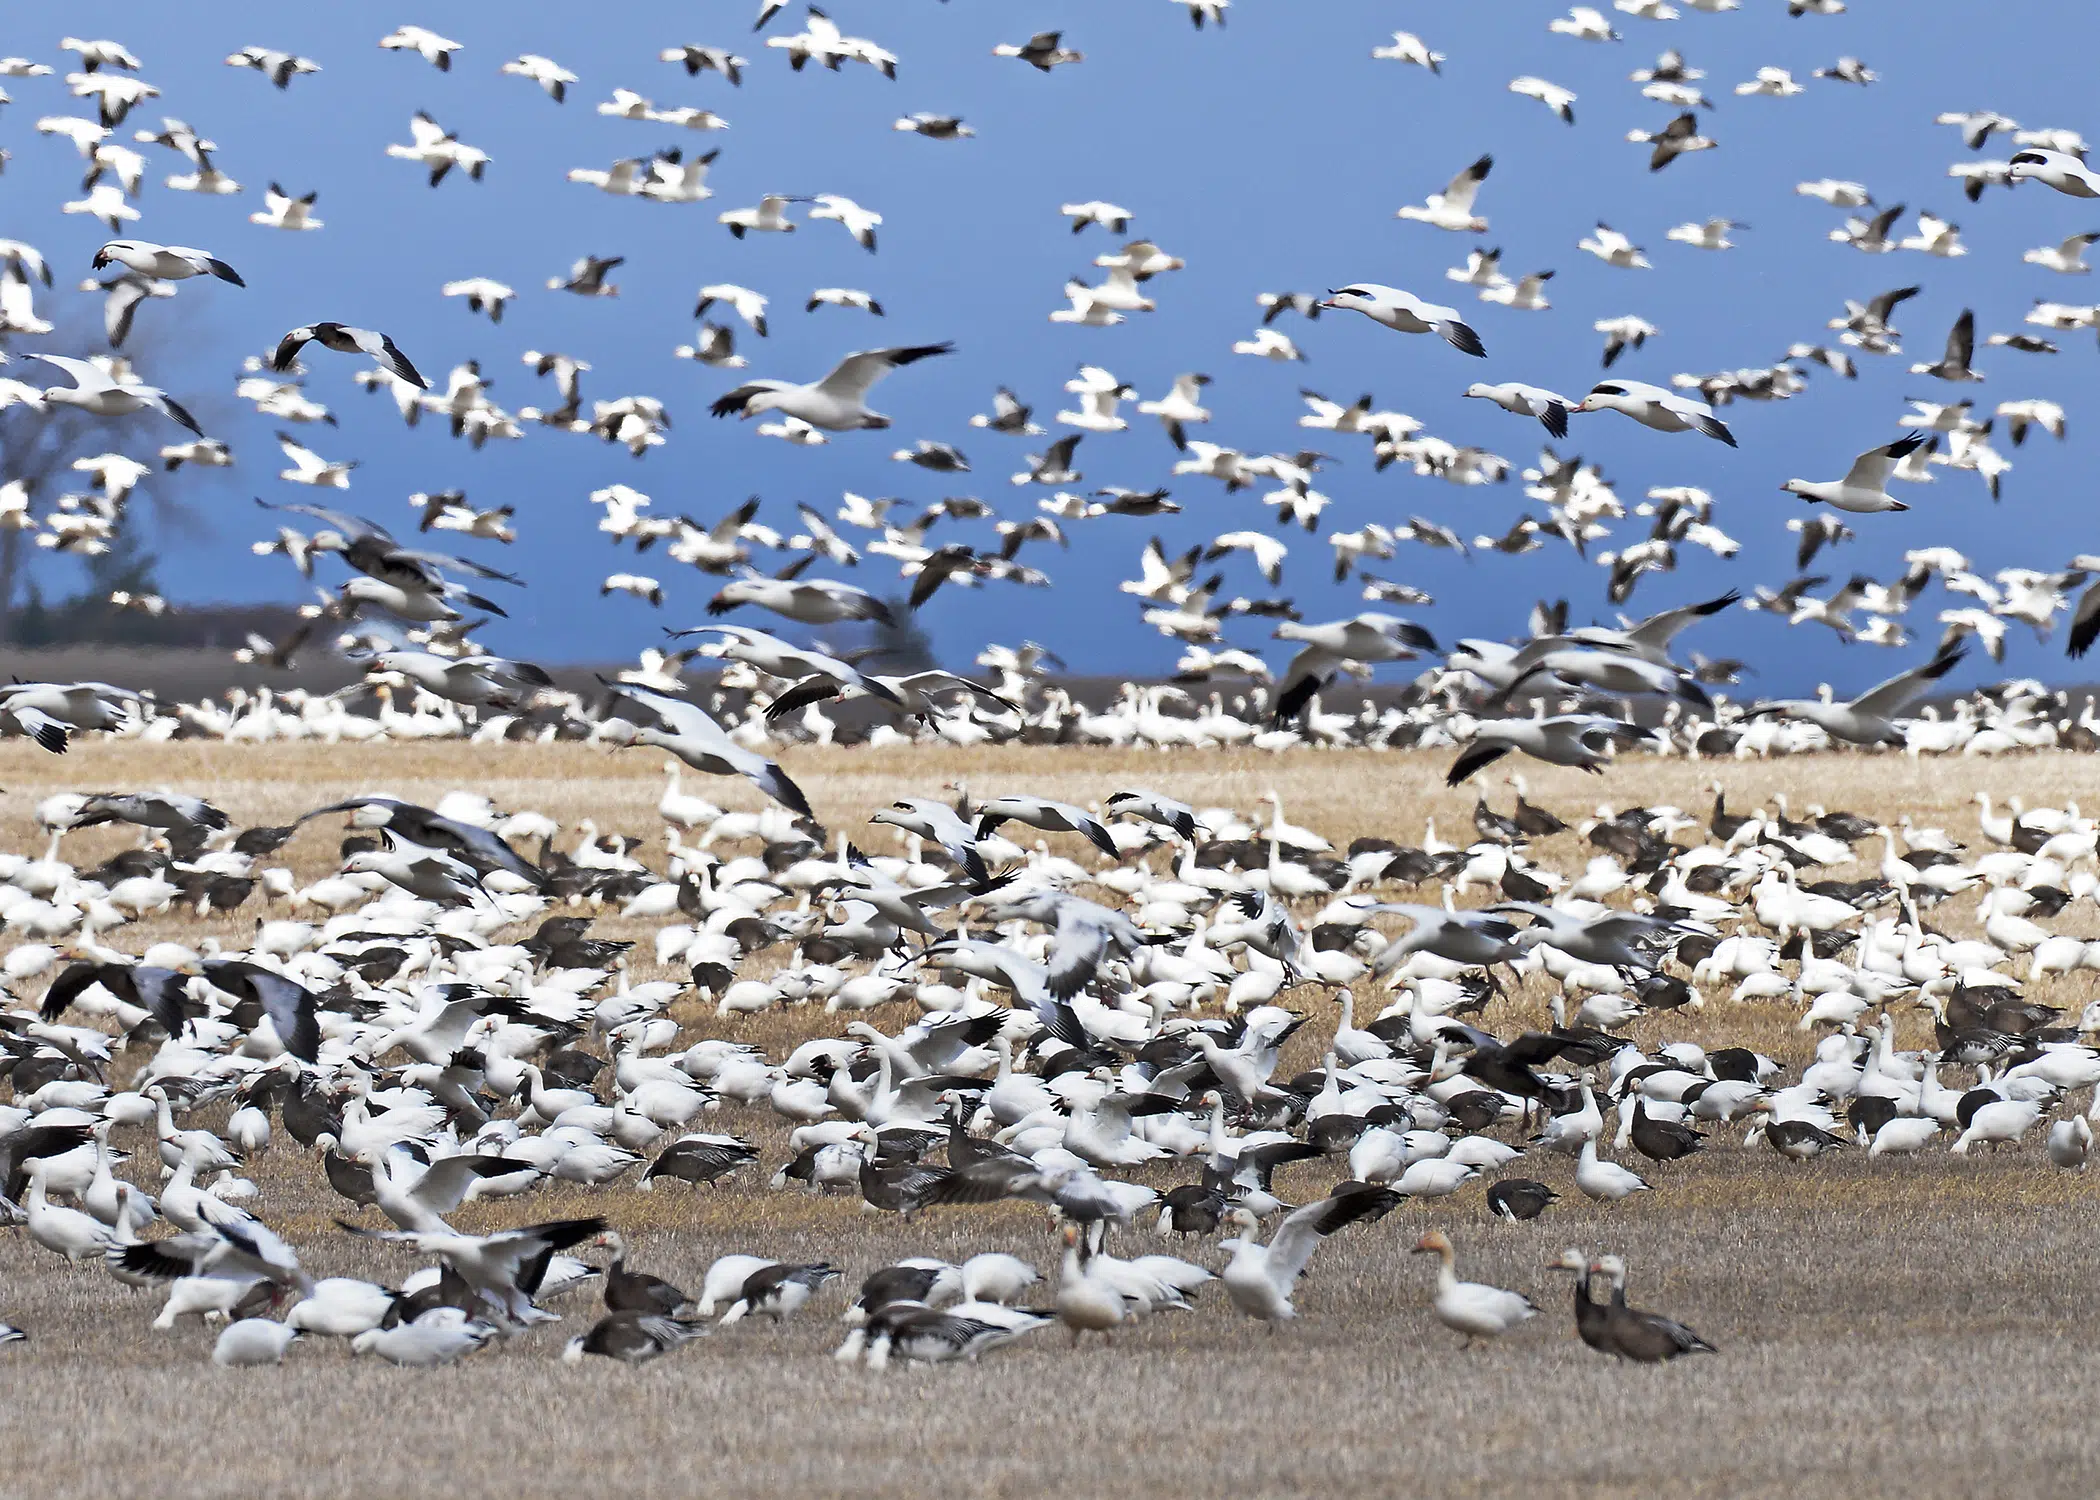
[226,46,319,89]
[810,194,881,252]
[600,679,813,816]
[1629,112,1715,171]
[995,31,1084,71]
[695,283,767,335]
[2010,148,2100,198]
[711,344,952,431]
[1322,285,1485,356]
[894,113,974,139]
[1447,715,1634,784]
[1576,380,1735,445]
[343,1217,604,1328]
[251,182,322,230]
[2023,231,2100,274]
[1373,31,1443,70]
[1749,645,1966,744]
[1782,433,1931,512]
[707,572,893,626]
[92,239,242,285]
[32,354,201,434]
[501,54,577,101]
[1509,76,1575,123]
[273,323,426,389]
[276,431,354,488]
[379,24,461,71]
[661,45,746,84]
[1464,382,1575,438]
[442,277,514,323]
[1397,154,1493,233]
[1219,1184,1399,1322]
[1909,310,1981,382]
[551,255,623,297]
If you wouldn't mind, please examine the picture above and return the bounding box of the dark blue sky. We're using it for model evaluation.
[5,1,2096,694]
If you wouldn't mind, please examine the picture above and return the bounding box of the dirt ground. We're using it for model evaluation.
[1,740,2097,1500]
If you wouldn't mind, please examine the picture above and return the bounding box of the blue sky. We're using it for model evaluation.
[4,1,2097,694]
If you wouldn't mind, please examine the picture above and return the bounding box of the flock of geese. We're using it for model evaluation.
[0,0,2090,1381]
[0,750,2097,1369]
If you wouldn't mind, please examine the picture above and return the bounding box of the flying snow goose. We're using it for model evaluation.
[1412,1230,1538,1345]
[1548,7,1620,40]
[894,114,974,139]
[1398,154,1493,233]
[1909,310,1981,382]
[809,194,880,251]
[1219,1184,1399,1322]
[32,354,201,435]
[1577,380,1735,445]
[93,239,243,285]
[1666,218,1744,251]
[599,679,813,816]
[250,182,321,230]
[501,54,577,100]
[809,287,882,316]
[273,323,425,389]
[1322,285,1485,355]
[1509,76,1576,123]
[379,25,461,71]
[1578,223,1651,269]
[276,431,354,488]
[225,46,319,89]
[342,1217,604,1327]
[1464,382,1575,438]
[1749,644,1965,744]
[711,344,952,431]
[995,31,1084,71]
[1629,112,1715,171]
[1373,32,1443,70]
[1782,433,1931,512]
[2010,148,2100,198]
[661,45,746,84]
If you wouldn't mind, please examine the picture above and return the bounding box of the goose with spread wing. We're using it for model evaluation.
[711,344,953,431]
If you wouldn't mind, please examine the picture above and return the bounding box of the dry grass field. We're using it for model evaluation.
[1,739,2098,1500]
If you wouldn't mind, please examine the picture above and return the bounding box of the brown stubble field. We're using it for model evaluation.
[2,739,2099,1500]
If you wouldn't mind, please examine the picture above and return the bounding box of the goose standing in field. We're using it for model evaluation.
[1575,1139,1650,1201]
[1412,1231,1537,1346]
[1219,1185,1399,1324]
[1590,1254,1716,1361]
[712,345,952,431]
[1546,1248,1614,1352]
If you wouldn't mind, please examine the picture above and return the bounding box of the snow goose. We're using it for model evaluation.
[2010,148,2100,198]
[809,194,880,252]
[1398,154,1493,233]
[379,25,461,71]
[1486,1179,1558,1220]
[285,1278,397,1336]
[1909,309,1981,382]
[1590,1255,1716,1361]
[1323,285,1485,356]
[273,324,424,390]
[1579,224,1651,270]
[1575,1139,1649,1201]
[894,113,973,139]
[1576,380,1735,445]
[599,680,813,816]
[712,344,951,431]
[995,31,1084,71]
[1219,1184,1399,1322]
[1509,77,1575,123]
[1373,32,1444,71]
[32,354,201,436]
[1783,433,1930,513]
[662,45,746,84]
[342,1217,605,1327]
[352,1310,495,1365]
[213,1318,300,1366]
[502,54,576,101]
[2047,1115,2091,1169]
[1412,1231,1537,1345]
[225,46,318,89]
[93,239,242,285]
[719,1262,839,1323]
[1951,1096,2043,1154]
[1464,382,1575,438]
[1053,1225,1125,1343]
[1748,644,1964,745]
[564,1311,708,1364]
